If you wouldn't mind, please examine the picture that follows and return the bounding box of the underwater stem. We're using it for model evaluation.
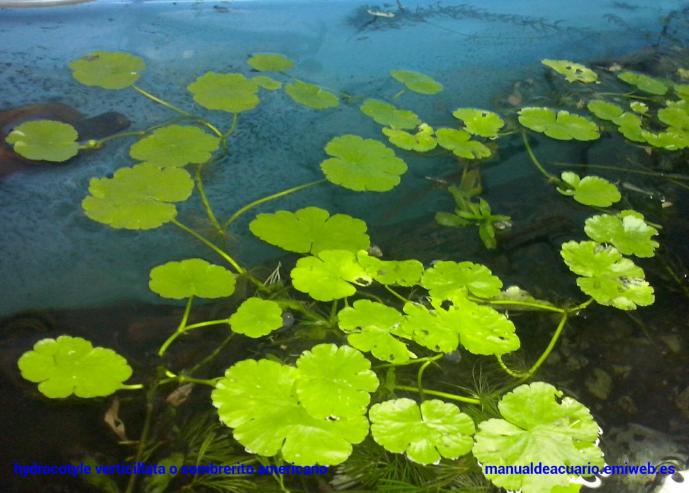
[524,312,569,378]
[170,219,245,274]
[384,285,410,304]
[124,378,159,493]
[81,130,147,148]
[474,298,565,313]
[416,354,443,400]
[194,164,226,238]
[158,297,194,356]
[189,333,235,375]
[393,385,481,405]
[521,131,560,184]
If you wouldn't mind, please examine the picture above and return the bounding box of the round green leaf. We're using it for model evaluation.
[614,112,646,143]
[658,106,689,131]
[296,344,379,419]
[360,99,420,130]
[247,53,294,72]
[188,72,259,113]
[291,250,372,301]
[252,75,282,91]
[435,128,491,159]
[642,128,689,150]
[558,172,621,207]
[358,253,424,287]
[5,120,79,162]
[229,297,283,338]
[542,59,598,83]
[618,71,668,95]
[149,258,236,300]
[518,107,600,141]
[390,70,443,95]
[473,382,604,493]
[320,135,408,192]
[249,207,370,254]
[382,124,437,152]
[451,108,505,138]
[421,261,503,300]
[285,80,339,109]
[630,101,648,114]
[370,398,475,465]
[129,125,219,167]
[82,163,193,230]
[586,100,624,121]
[212,359,368,465]
[18,335,132,398]
[584,210,659,258]
[69,51,145,90]
[577,276,654,310]
[338,300,413,363]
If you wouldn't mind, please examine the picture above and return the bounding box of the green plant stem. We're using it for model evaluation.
[81,130,147,148]
[375,355,446,369]
[219,113,239,152]
[132,84,223,137]
[567,297,593,313]
[472,297,565,313]
[552,162,689,181]
[384,285,410,304]
[593,91,657,101]
[158,297,194,356]
[183,319,230,331]
[124,378,159,493]
[194,164,225,237]
[170,218,245,274]
[521,131,560,184]
[222,179,326,229]
[394,385,480,405]
[416,354,443,400]
[119,384,144,390]
[189,333,235,375]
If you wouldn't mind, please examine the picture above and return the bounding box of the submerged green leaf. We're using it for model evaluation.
[436,128,491,159]
[421,261,503,300]
[558,172,621,207]
[296,344,379,419]
[584,210,659,258]
[382,124,436,152]
[188,72,260,113]
[370,398,475,465]
[452,108,505,138]
[82,163,193,230]
[618,71,668,95]
[291,250,372,301]
[390,70,443,95]
[212,359,368,465]
[247,53,294,72]
[338,300,413,363]
[320,135,408,192]
[149,258,236,300]
[129,125,219,167]
[473,382,604,493]
[360,99,420,129]
[519,107,600,141]
[542,59,598,83]
[18,335,132,398]
[69,51,145,90]
[249,207,370,254]
[5,120,79,162]
[229,297,283,338]
[285,80,339,109]
[586,100,624,121]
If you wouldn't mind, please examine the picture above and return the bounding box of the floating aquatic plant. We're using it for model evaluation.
[247,53,294,72]
[452,108,505,139]
[187,72,260,113]
[557,171,621,207]
[360,98,420,129]
[390,69,443,95]
[129,125,219,167]
[69,51,145,90]
[5,120,80,162]
[617,70,668,95]
[542,59,598,83]
[148,258,236,300]
[435,128,492,159]
[519,107,600,141]
[382,124,437,152]
[285,80,339,109]
[228,297,283,338]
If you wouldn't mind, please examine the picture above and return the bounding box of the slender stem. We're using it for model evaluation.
[194,164,225,237]
[223,179,326,229]
[473,298,565,313]
[384,285,410,304]
[176,376,219,387]
[593,91,657,101]
[158,297,194,356]
[567,297,594,313]
[496,355,526,378]
[171,219,245,274]
[521,131,560,183]
[552,162,689,181]
[416,354,442,400]
[183,319,230,331]
[124,379,158,493]
[189,333,235,375]
[119,384,144,390]
[394,385,481,405]
[81,130,147,148]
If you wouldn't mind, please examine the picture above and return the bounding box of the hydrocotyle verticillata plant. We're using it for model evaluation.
[11,51,676,493]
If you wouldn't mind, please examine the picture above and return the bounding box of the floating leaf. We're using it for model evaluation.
[382,124,436,152]
[586,100,623,121]
[296,344,379,419]
[5,120,79,162]
[212,358,368,465]
[229,297,283,338]
[642,128,689,150]
[630,101,648,114]
[614,112,646,143]
[436,128,491,159]
[370,398,475,465]
[390,70,443,95]
[188,72,259,113]
[473,382,604,493]
[584,210,659,257]
[618,71,668,95]
[247,53,294,72]
[291,250,372,301]
[320,135,407,192]
[558,172,621,207]
[421,261,503,300]
[561,241,654,310]
[360,99,420,129]
[338,300,413,363]
[18,335,132,398]
[249,207,369,254]
[69,51,145,90]
[129,125,219,167]
[519,107,599,141]
[252,75,282,91]
[658,106,689,131]
[358,253,424,287]
[285,80,339,109]
[82,163,193,230]
[149,258,236,300]
[452,108,505,138]
[542,59,598,83]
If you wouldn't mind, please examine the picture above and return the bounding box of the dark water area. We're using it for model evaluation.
[1,1,689,492]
